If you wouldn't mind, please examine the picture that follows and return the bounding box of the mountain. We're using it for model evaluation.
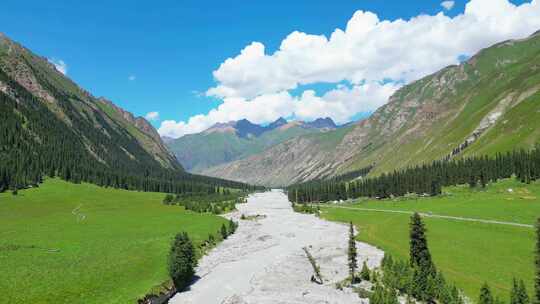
[0,33,248,192]
[304,117,337,130]
[267,117,288,129]
[202,31,540,187]
[166,117,337,172]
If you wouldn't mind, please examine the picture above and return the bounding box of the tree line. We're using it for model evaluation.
[288,146,540,203]
[163,192,247,214]
[0,68,259,195]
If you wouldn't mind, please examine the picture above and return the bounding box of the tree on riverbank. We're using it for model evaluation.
[168,232,196,291]
[360,261,370,281]
[348,222,358,283]
[228,218,238,234]
[220,223,228,239]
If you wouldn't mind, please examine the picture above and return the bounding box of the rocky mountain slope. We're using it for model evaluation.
[0,33,251,191]
[167,117,337,172]
[0,32,178,170]
[202,31,540,187]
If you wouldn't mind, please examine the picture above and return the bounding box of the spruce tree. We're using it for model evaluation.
[348,221,358,283]
[409,213,434,272]
[409,212,436,301]
[511,278,530,304]
[228,218,237,234]
[360,260,370,281]
[520,280,531,304]
[168,232,196,291]
[479,282,494,304]
[512,278,520,304]
[220,223,228,240]
[430,179,441,196]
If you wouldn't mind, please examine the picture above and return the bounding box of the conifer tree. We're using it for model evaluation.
[480,171,488,188]
[360,260,370,281]
[220,223,228,240]
[469,174,478,188]
[208,233,215,245]
[430,179,441,196]
[518,280,530,304]
[409,212,436,301]
[228,218,237,234]
[348,221,358,283]
[409,213,434,272]
[511,278,531,304]
[479,283,494,304]
[168,232,196,291]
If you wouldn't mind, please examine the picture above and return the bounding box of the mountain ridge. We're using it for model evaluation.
[0,32,252,192]
[202,32,540,186]
[166,117,339,172]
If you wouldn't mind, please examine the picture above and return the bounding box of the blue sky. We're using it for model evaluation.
[0,0,535,137]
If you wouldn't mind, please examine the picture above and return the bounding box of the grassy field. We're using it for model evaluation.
[320,178,538,301]
[0,179,227,304]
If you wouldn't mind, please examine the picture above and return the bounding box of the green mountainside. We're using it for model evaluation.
[0,33,249,192]
[203,32,540,186]
[167,119,335,172]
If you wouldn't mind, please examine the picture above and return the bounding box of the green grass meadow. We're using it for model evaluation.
[0,179,227,304]
[320,179,539,301]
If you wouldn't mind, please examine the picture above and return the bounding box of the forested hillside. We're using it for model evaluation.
[204,31,540,187]
[0,33,252,193]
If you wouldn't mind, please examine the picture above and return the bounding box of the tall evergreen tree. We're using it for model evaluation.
[511,278,531,304]
[409,212,436,302]
[220,223,228,240]
[409,213,434,272]
[479,283,494,304]
[360,260,370,281]
[168,232,196,291]
[348,221,358,283]
[228,218,237,234]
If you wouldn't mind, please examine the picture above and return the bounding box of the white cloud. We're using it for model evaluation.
[158,82,399,138]
[145,111,160,121]
[159,0,540,138]
[49,58,67,75]
[441,1,455,10]
[128,75,136,81]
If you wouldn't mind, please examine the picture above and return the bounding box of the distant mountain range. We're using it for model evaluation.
[166,117,338,172]
[201,31,540,186]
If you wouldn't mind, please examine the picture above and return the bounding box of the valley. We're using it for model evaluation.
[170,190,383,304]
[1,2,540,304]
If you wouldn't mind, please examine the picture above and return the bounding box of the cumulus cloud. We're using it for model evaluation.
[441,1,455,10]
[49,58,67,75]
[145,111,160,121]
[159,0,540,138]
[128,75,136,81]
[158,82,399,138]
